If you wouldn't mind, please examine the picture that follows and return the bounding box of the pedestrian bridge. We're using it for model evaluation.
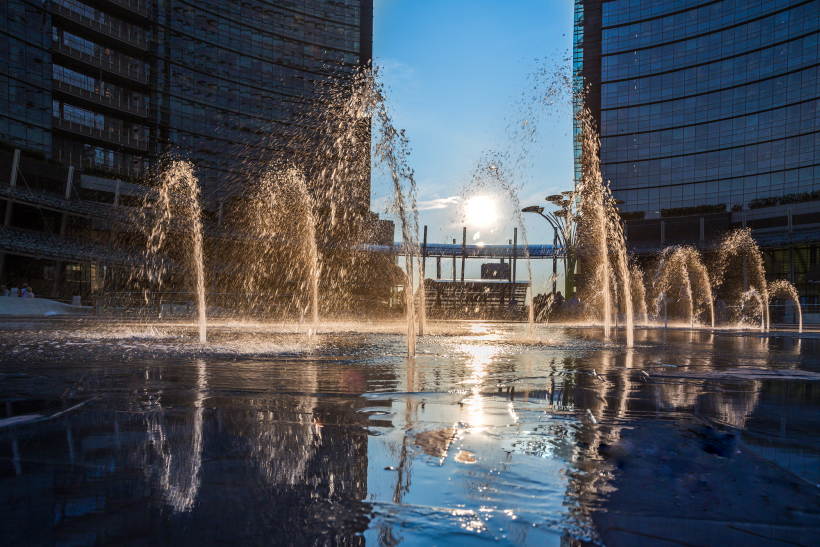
[363,242,565,259]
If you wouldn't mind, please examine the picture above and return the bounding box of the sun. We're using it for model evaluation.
[464,195,498,228]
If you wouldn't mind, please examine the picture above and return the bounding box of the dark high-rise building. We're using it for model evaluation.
[575,0,820,309]
[0,0,373,297]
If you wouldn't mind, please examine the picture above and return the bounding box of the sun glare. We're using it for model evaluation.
[464,195,498,228]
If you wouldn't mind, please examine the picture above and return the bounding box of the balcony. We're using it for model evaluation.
[53,79,149,118]
[53,118,148,152]
[0,226,136,266]
[103,0,152,20]
[50,1,149,52]
[53,42,148,85]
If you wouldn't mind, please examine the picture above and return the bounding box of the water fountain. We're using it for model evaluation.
[649,246,715,328]
[121,69,808,357]
[373,100,422,354]
[574,107,634,347]
[629,262,649,325]
[712,228,770,331]
[137,160,208,343]
[225,165,320,330]
[768,279,803,333]
[740,289,767,332]
[461,155,536,332]
[290,67,423,354]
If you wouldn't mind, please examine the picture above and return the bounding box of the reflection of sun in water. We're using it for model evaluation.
[464,195,498,229]
[458,343,500,431]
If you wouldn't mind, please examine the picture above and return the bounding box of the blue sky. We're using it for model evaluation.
[370,1,575,290]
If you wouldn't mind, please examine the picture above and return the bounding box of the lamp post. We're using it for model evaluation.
[522,190,579,298]
[521,205,558,296]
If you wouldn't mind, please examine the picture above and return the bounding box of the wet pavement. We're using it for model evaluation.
[0,320,818,546]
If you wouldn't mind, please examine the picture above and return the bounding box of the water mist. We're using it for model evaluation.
[769,279,803,333]
[575,107,634,346]
[139,160,208,343]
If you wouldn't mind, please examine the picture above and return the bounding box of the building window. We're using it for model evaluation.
[60,103,104,130]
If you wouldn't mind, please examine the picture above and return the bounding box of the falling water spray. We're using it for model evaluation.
[461,156,536,334]
[225,166,320,330]
[740,289,767,332]
[275,66,421,354]
[768,279,803,333]
[630,262,648,325]
[138,160,208,343]
[575,107,634,346]
[713,229,769,330]
[651,246,714,328]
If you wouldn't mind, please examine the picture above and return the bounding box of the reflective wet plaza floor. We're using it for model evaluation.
[0,320,818,546]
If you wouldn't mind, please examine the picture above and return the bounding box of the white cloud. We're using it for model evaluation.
[417,195,461,211]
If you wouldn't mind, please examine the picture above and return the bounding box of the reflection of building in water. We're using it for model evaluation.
[0,359,374,545]
[652,380,761,429]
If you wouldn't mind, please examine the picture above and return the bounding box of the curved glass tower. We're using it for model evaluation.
[575,0,820,304]
[153,0,373,202]
[0,0,372,296]
[598,0,818,215]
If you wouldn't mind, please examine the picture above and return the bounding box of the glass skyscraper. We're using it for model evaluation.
[0,0,373,295]
[153,0,372,201]
[575,0,820,306]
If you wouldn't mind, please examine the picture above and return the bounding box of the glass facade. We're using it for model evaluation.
[0,0,373,297]
[153,0,372,202]
[0,0,371,194]
[575,0,820,305]
[0,0,53,156]
[589,0,820,215]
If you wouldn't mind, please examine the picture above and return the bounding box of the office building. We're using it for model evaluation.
[0,0,373,297]
[574,0,820,306]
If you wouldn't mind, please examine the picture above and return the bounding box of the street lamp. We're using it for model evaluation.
[522,190,579,297]
[522,205,560,295]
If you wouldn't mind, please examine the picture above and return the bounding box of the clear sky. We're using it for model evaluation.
[370,0,575,292]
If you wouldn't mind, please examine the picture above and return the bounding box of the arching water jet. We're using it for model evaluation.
[138,160,208,343]
[575,107,634,346]
[284,67,421,354]
[713,229,769,331]
[650,246,714,328]
[740,289,766,332]
[227,166,320,334]
[461,157,536,336]
[630,262,648,325]
[768,279,802,333]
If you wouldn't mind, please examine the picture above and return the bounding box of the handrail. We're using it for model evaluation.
[362,242,565,258]
[53,79,148,117]
[0,226,136,265]
[51,2,149,51]
[53,42,149,85]
[53,117,148,152]
[105,0,152,18]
